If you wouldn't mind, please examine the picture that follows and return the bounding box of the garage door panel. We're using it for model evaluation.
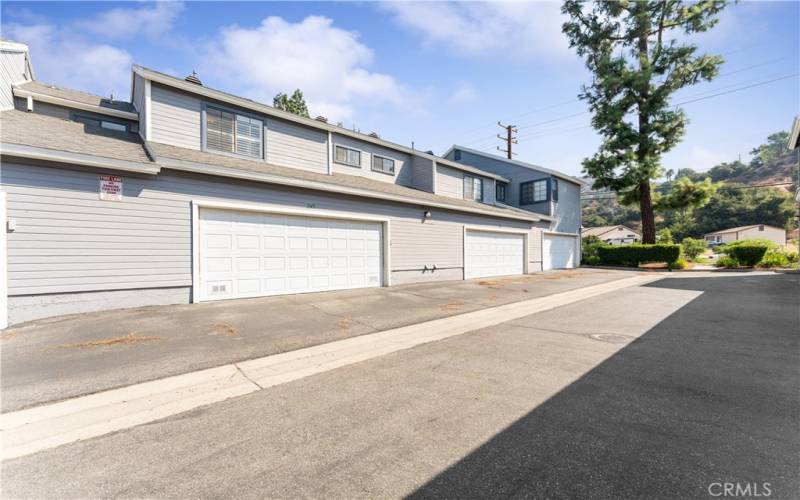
[543,234,577,270]
[199,208,382,300]
[465,230,525,279]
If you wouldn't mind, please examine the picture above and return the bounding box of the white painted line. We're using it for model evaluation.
[0,274,661,460]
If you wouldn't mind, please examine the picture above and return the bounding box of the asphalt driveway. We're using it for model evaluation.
[1,268,633,411]
[3,272,796,499]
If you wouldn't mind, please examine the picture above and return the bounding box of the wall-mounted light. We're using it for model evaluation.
[424,210,432,219]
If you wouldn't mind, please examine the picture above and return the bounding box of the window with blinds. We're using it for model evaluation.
[371,155,395,175]
[463,176,483,202]
[205,106,262,158]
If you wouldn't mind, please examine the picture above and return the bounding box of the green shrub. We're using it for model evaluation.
[721,239,779,251]
[725,242,770,266]
[596,244,681,267]
[758,249,799,268]
[681,237,707,261]
[656,228,674,244]
[668,258,688,270]
[758,252,789,268]
[581,235,604,264]
[715,255,740,268]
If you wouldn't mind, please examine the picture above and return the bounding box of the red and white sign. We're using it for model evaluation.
[99,175,123,201]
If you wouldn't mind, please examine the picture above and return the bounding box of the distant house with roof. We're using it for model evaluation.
[704,225,786,246]
[581,225,641,245]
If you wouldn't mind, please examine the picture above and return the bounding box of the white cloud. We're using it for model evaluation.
[448,81,478,104]
[78,2,184,39]
[380,2,572,60]
[203,15,411,122]
[2,23,132,99]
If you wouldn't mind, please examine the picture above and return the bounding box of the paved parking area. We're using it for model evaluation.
[3,272,795,499]
[1,268,632,411]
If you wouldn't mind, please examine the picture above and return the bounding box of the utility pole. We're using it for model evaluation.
[497,122,518,159]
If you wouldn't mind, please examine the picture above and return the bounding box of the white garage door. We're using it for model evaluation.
[464,230,525,279]
[543,233,578,270]
[199,208,382,300]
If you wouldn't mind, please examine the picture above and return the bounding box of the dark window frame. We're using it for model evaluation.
[519,178,550,205]
[334,145,362,168]
[463,175,483,202]
[496,182,507,202]
[552,178,559,202]
[371,154,396,175]
[71,112,131,133]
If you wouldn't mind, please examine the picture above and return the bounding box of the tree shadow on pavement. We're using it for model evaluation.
[407,274,800,500]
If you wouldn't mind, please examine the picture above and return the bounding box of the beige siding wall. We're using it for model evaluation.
[0,49,29,110]
[2,162,538,300]
[738,226,786,245]
[150,84,202,150]
[436,164,464,199]
[265,118,328,174]
[331,134,413,185]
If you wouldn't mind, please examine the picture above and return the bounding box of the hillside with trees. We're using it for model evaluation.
[582,130,799,239]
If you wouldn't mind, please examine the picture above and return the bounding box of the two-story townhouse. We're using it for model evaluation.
[443,145,584,270]
[0,47,578,327]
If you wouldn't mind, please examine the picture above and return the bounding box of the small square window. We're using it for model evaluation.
[496,182,507,202]
[464,176,483,202]
[371,155,395,174]
[335,145,361,167]
[520,179,549,205]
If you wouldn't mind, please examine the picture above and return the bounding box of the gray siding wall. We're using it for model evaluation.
[265,118,328,174]
[331,134,412,185]
[410,157,434,193]
[148,84,329,174]
[448,149,581,234]
[2,162,541,323]
[132,73,146,140]
[150,84,202,150]
[552,179,581,233]
[14,97,70,120]
[0,49,29,110]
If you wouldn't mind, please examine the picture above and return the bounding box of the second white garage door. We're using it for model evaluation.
[199,208,382,300]
[543,233,578,270]
[464,229,525,279]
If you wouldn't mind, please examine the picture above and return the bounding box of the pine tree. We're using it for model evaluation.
[562,0,728,243]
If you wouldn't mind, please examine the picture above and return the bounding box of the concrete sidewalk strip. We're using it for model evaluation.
[0,274,661,460]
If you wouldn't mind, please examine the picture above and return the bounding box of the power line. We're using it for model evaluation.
[436,51,794,152]
[475,73,798,151]
[673,73,798,106]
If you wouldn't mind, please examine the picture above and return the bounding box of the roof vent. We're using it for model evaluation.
[368,132,379,138]
[315,115,328,123]
[184,71,202,85]
[425,150,434,155]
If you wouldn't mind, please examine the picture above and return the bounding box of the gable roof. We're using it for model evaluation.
[581,225,641,238]
[0,109,153,171]
[705,224,783,236]
[0,108,541,223]
[443,144,585,186]
[131,65,508,183]
[13,80,138,120]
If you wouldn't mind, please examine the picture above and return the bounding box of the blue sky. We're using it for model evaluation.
[2,1,798,177]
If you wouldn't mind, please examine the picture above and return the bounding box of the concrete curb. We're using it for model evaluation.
[0,274,662,461]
